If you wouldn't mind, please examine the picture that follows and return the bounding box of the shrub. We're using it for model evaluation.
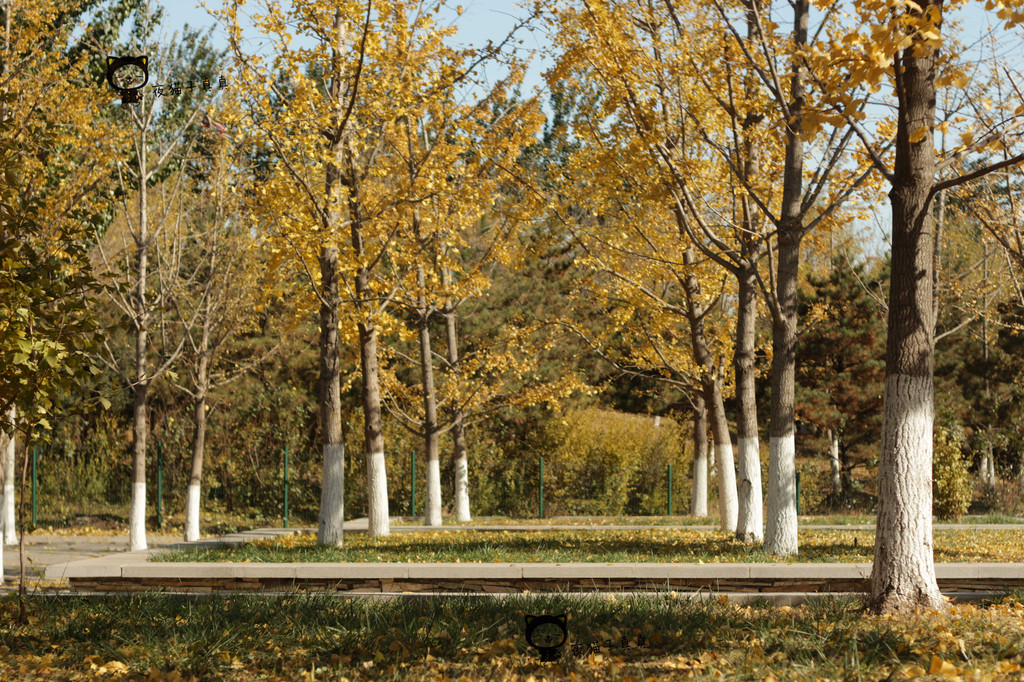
[543,408,688,515]
[934,425,971,521]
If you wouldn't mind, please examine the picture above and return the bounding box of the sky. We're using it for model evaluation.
[152,0,552,101]
[137,0,1024,258]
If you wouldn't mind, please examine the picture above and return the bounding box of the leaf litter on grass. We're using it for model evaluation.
[155,527,1024,564]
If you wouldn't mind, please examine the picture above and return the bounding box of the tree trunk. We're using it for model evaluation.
[691,393,708,517]
[317,246,346,546]
[184,349,209,543]
[764,0,808,557]
[129,123,150,552]
[316,11,351,546]
[443,286,471,522]
[829,429,842,498]
[2,406,14,546]
[765,230,800,556]
[705,371,737,532]
[682,248,737,531]
[734,266,763,542]
[358,319,389,537]
[982,439,996,491]
[417,257,442,527]
[868,9,944,612]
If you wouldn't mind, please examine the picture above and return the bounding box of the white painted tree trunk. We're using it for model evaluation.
[316,246,345,547]
[765,434,798,555]
[868,26,944,610]
[129,481,146,551]
[870,374,943,612]
[185,484,201,542]
[318,443,345,545]
[442,271,471,522]
[366,449,390,536]
[691,395,708,517]
[3,411,15,546]
[714,437,738,533]
[830,431,841,498]
[733,269,763,543]
[424,456,442,527]
[735,437,763,542]
[454,445,471,522]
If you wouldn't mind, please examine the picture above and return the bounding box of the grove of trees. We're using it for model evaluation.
[4,0,1024,613]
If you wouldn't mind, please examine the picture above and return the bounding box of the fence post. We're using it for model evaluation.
[283,446,289,529]
[410,451,416,518]
[796,470,802,516]
[668,464,673,516]
[31,446,37,526]
[156,441,163,529]
[538,456,544,519]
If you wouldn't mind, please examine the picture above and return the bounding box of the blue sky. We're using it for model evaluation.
[155,0,551,101]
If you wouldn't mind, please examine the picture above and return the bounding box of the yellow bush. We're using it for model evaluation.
[934,425,972,521]
[544,408,688,515]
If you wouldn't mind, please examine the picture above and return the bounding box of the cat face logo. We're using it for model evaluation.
[524,613,567,662]
[106,56,149,104]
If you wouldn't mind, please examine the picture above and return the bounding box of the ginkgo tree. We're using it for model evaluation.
[0,0,123,592]
[541,80,741,531]
[215,0,533,542]
[804,0,1024,612]
[381,70,551,526]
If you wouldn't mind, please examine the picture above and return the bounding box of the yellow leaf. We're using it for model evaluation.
[929,655,959,677]
[908,126,930,143]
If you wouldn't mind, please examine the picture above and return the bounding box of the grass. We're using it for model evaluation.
[154,527,1024,564]
[3,591,1024,679]
[395,512,1024,527]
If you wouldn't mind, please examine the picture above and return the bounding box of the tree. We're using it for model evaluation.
[91,3,224,551]
[381,71,547,526]
[216,0,530,541]
[163,98,274,542]
[813,0,1024,612]
[0,0,116,600]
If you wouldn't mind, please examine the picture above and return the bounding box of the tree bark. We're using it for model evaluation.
[868,6,945,611]
[691,393,708,517]
[765,231,800,556]
[317,9,348,547]
[184,341,209,543]
[443,283,471,522]
[764,0,808,558]
[734,266,763,542]
[358,318,389,536]
[129,122,150,553]
[416,252,442,527]
[829,429,842,498]
[317,246,345,546]
[2,406,14,546]
[682,247,737,531]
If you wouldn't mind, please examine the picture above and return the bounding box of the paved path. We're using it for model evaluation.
[4,518,1023,589]
[2,533,183,584]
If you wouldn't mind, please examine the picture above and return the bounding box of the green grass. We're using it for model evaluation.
[3,591,1024,679]
[154,527,1024,564]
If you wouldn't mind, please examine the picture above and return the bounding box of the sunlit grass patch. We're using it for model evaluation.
[154,527,1024,564]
